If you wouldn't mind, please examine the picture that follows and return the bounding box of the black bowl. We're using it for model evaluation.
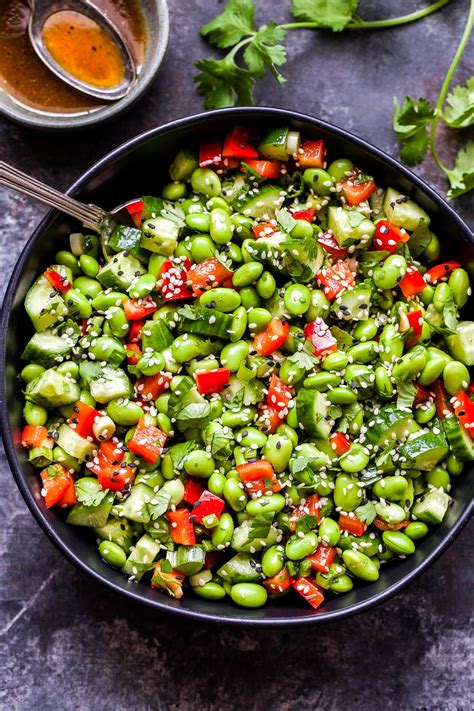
[1,108,473,626]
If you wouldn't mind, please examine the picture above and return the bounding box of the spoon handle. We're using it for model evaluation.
[0,161,107,231]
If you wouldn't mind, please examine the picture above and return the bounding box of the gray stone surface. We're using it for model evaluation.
[0,1,473,709]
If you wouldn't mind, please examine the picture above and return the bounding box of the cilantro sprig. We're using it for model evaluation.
[393,2,473,198]
[195,0,452,109]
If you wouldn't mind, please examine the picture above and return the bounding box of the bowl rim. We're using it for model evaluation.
[1,106,473,626]
[0,0,170,131]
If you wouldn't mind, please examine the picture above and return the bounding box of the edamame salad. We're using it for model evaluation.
[20,125,474,610]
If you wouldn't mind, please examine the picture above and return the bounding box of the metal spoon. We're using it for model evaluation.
[27,0,136,102]
[0,161,132,239]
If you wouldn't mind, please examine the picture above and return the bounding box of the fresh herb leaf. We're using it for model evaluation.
[295,513,319,535]
[393,96,435,166]
[177,305,199,321]
[248,511,275,541]
[243,23,287,82]
[148,489,172,520]
[291,0,359,31]
[200,0,256,48]
[396,380,417,410]
[442,76,474,128]
[277,208,297,233]
[408,220,432,256]
[442,292,459,333]
[175,401,211,425]
[287,340,319,370]
[76,480,108,507]
[169,441,199,472]
[355,500,377,525]
[290,455,314,474]
[194,56,256,109]
[160,559,173,574]
[330,325,354,351]
[161,203,186,228]
[359,466,383,486]
[354,173,373,185]
[400,128,430,166]
[446,141,474,199]
[207,425,234,458]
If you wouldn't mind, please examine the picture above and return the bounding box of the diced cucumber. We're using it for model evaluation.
[21,330,74,368]
[122,534,161,580]
[89,366,132,404]
[56,424,96,462]
[169,147,198,182]
[365,404,420,446]
[108,225,148,262]
[295,389,332,439]
[334,281,372,321]
[443,415,474,461]
[94,518,134,554]
[411,489,451,525]
[25,368,80,408]
[231,520,279,552]
[78,361,103,387]
[67,492,114,527]
[172,545,205,576]
[399,431,448,470]
[232,185,285,219]
[141,319,174,351]
[97,251,145,292]
[328,206,376,249]
[141,217,179,256]
[250,231,325,283]
[258,127,290,160]
[24,274,68,332]
[383,187,430,231]
[217,552,262,584]
[221,376,265,407]
[177,305,233,339]
[120,483,155,523]
[445,321,474,366]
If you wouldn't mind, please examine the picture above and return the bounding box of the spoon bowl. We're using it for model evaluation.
[28,0,136,101]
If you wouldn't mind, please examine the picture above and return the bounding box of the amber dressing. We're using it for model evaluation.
[0,0,147,114]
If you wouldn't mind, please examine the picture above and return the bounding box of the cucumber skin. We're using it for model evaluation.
[295,389,331,439]
[443,416,474,461]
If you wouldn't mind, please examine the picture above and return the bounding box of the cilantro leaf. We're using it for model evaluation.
[248,511,275,541]
[295,513,319,535]
[330,325,354,352]
[161,203,186,228]
[177,305,199,321]
[399,128,429,166]
[393,97,435,166]
[446,141,474,199]
[243,23,287,82]
[408,220,432,256]
[200,0,256,49]
[194,56,256,109]
[291,0,359,31]
[287,347,318,371]
[290,455,314,474]
[396,380,417,410]
[442,77,474,129]
[442,292,459,333]
[355,501,377,525]
[76,480,108,507]
[148,489,171,520]
[276,207,298,233]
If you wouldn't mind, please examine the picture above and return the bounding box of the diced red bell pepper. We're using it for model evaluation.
[44,269,72,294]
[258,404,284,434]
[263,567,294,594]
[316,260,355,301]
[373,220,405,253]
[57,478,77,509]
[21,425,52,450]
[252,222,276,239]
[413,382,431,407]
[341,176,377,206]
[199,137,222,167]
[166,508,196,545]
[87,439,125,477]
[128,319,145,343]
[297,140,326,168]
[253,317,289,356]
[267,373,293,414]
[244,159,283,179]
[236,459,281,495]
[126,199,145,227]
[399,266,426,299]
[308,544,336,573]
[191,490,225,524]
[318,231,348,259]
[424,261,461,284]
[330,431,351,455]
[127,420,167,464]
[135,372,172,401]
[338,513,366,536]
[195,368,231,395]
[151,561,185,599]
[222,126,258,159]
[292,208,316,222]
[123,296,158,320]
[451,391,474,436]
[289,494,320,532]
[304,318,337,359]
[187,257,233,296]
[292,578,325,609]
[183,478,205,505]
[373,517,409,532]
[67,401,101,440]
[40,464,74,508]
[159,259,193,301]
[432,380,452,418]
[125,343,142,365]
[338,513,367,537]
[399,309,423,349]
[98,464,135,492]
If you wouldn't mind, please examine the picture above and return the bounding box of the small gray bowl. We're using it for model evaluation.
[0,0,169,131]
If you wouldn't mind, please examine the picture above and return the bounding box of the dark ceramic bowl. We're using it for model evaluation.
[1,108,473,626]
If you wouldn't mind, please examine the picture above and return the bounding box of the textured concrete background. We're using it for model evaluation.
[0,1,473,709]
